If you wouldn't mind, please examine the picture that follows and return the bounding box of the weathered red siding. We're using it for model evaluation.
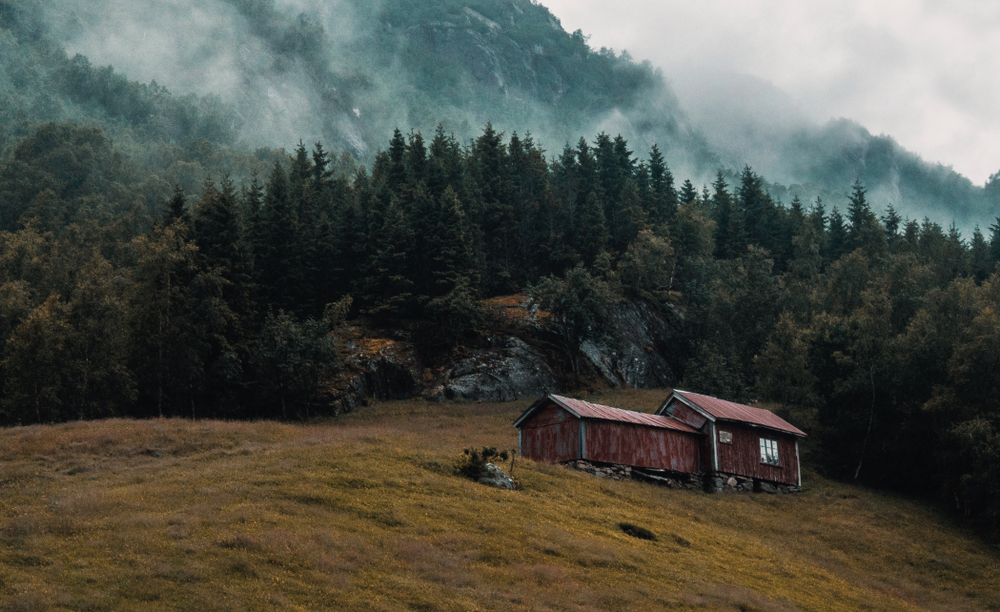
[519,403,580,463]
[715,423,799,485]
[584,421,701,472]
[667,400,708,430]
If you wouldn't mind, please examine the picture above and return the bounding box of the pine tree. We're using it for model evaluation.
[712,172,745,259]
[165,184,188,227]
[970,227,992,282]
[678,179,698,206]
[405,131,428,187]
[191,174,254,413]
[574,190,608,266]
[881,203,902,252]
[989,216,1000,266]
[738,166,776,252]
[646,144,677,227]
[311,141,330,194]
[386,128,407,196]
[128,223,205,418]
[359,195,415,319]
[419,186,481,348]
[256,160,300,312]
[847,178,886,256]
[810,196,827,234]
[472,123,515,295]
[827,207,849,261]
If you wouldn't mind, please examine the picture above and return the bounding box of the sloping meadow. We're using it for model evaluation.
[0,390,997,611]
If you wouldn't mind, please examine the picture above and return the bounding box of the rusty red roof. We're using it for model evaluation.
[667,390,806,437]
[515,395,701,434]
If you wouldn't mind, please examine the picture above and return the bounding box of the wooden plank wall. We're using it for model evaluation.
[585,421,701,473]
[715,424,799,485]
[519,403,580,463]
[667,400,708,430]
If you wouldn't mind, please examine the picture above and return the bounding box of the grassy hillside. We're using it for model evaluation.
[1,389,997,611]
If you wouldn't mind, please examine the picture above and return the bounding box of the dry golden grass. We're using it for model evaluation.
[1,390,998,611]
[481,294,551,324]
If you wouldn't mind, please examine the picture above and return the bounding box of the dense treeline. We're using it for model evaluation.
[2,120,1000,538]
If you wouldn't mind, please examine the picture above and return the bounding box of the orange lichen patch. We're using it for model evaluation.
[336,325,399,357]
[482,294,551,323]
[355,338,396,354]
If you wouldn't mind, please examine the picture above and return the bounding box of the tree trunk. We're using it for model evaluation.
[853,365,877,480]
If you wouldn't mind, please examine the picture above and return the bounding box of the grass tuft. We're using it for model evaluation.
[619,521,657,540]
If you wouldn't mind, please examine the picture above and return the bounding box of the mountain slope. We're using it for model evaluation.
[27,0,710,168]
[3,0,996,228]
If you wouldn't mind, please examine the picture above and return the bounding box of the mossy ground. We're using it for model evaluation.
[0,389,997,611]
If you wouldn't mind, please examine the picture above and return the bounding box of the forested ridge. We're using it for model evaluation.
[1,117,1000,539]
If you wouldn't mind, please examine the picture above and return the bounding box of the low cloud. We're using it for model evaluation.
[543,0,1000,185]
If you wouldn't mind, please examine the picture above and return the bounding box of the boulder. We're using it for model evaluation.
[477,463,515,490]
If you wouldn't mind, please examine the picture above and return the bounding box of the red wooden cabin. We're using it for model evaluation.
[514,395,702,472]
[655,390,806,487]
[514,391,807,490]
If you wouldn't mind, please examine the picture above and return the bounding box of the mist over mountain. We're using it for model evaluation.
[672,69,994,231]
[27,0,708,169]
[2,0,997,229]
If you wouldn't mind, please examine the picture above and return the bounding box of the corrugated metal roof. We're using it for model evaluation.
[548,395,702,434]
[672,390,806,437]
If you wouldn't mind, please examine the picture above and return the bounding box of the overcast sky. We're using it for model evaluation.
[542,0,1000,186]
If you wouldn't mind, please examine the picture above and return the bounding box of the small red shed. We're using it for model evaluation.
[655,390,806,487]
[514,395,703,472]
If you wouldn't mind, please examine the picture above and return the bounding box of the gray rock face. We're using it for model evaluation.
[329,339,423,413]
[614,300,677,388]
[436,337,557,402]
[326,299,678,411]
[477,463,516,490]
[356,354,422,401]
[578,301,677,389]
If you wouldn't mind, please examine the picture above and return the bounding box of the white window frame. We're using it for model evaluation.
[718,430,732,444]
[759,438,780,466]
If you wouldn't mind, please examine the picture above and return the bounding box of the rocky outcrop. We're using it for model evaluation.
[328,337,423,413]
[579,301,677,389]
[428,337,557,402]
[325,298,677,411]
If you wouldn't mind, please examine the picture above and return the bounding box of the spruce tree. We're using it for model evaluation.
[678,179,698,206]
[827,207,849,261]
[387,128,407,196]
[165,184,188,227]
[646,144,677,227]
[712,172,745,259]
[257,160,300,312]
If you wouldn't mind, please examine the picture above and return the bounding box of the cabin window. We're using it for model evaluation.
[718,430,732,444]
[759,438,779,466]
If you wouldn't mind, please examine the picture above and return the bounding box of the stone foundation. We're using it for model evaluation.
[708,471,801,494]
[566,460,632,481]
[631,467,704,490]
[564,461,801,494]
